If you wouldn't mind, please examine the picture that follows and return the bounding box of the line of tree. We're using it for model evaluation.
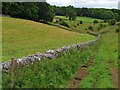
[52,5,120,21]
[2,2,120,22]
[2,2,55,22]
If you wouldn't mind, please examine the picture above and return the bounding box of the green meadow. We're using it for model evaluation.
[3,24,118,88]
[2,2,119,89]
[55,16,103,22]
[2,17,95,62]
[53,16,107,33]
[2,38,99,88]
[2,16,119,88]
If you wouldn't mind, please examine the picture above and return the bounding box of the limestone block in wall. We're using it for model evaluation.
[55,48,64,53]
[34,53,46,60]
[2,61,11,70]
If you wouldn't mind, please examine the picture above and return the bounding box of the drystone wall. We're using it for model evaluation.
[1,34,100,72]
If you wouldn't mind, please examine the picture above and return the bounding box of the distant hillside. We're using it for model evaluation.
[55,16,103,23]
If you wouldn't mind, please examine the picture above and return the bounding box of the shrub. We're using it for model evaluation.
[56,20,59,23]
[103,24,108,27]
[116,22,120,26]
[80,20,83,24]
[93,20,98,23]
[73,25,76,28]
[88,26,93,31]
[85,28,87,30]
[104,20,107,23]
[116,27,120,33]
[108,19,117,25]
[59,19,62,21]
[99,24,104,29]
[97,27,101,31]
[59,20,70,28]
[77,23,79,26]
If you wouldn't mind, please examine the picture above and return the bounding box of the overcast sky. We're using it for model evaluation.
[47,0,120,9]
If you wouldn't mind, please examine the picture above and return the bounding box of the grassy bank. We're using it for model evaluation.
[79,26,118,88]
[53,16,108,33]
[55,16,103,23]
[2,17,95,62]
[2,41,99,88]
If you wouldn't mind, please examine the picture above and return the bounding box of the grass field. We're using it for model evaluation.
[2,17,95,62]
[2,41,99,88]
[4,26,117,88]
[55,16,103,23]
[53,16,107,33]
[2,25,119,88]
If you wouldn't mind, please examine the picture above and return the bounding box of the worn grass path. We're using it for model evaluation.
[68,26,119,88]
[69,56,95,88]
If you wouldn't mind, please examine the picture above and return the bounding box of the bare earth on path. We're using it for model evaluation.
[69,57,94,88]
[109,60,119,88]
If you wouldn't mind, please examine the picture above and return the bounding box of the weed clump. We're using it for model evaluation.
[59,19,70,28]
[88,26,93,31]
[80,20,83,24]
[116,27,120,33]
[108,19,117,25]
[93,20,98,24]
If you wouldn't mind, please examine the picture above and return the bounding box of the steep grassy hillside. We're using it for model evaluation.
[2,17,95,61]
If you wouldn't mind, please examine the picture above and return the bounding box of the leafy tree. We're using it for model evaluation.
[114,13,120,21]
[66,5,77,20]
[108,19,117,25]
[91,10,102,19]
[20,2,39,21]
[2,2,12,15]
[2,2,39,21]
[78,7,91,17]
[52,6,66,16]
[2,2,55,22]
[37,2,55,22]
[102,11,115,20]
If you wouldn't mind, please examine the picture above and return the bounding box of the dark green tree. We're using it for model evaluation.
[108,19,117,25]
[102,11,115,20]
[114,13,120,21]
[37,2,55,22]
[66,5,77,20]
[2,2,55,22]
[80,20,83,24]
[88,26,93,31]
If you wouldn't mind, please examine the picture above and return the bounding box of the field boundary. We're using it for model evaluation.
[50,23,87,34]
[1,33,101,72]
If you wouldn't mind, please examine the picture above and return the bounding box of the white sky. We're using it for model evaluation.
[47,0,120,9]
